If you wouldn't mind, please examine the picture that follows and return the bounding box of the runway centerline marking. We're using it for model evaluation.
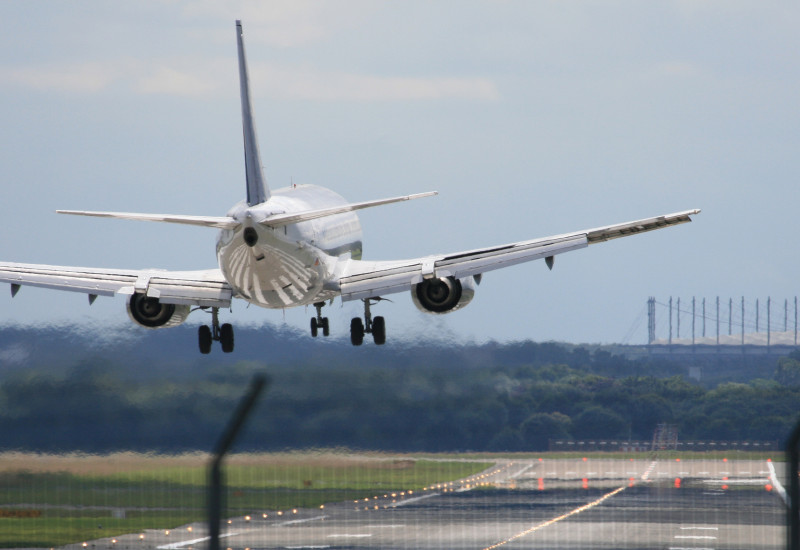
[277,515,328,526]
[481,485,627,550]
[391,492,440,504]
[156,530,242,549]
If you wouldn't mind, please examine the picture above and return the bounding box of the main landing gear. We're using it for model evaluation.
[350,298,386,346]
[198,307,234,354]
[310,302,330,338]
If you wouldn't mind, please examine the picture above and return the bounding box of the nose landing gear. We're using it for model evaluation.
[198,307,234,354]
[350,298,386,346]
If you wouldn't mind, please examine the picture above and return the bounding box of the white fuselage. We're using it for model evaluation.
[216,184,362,308]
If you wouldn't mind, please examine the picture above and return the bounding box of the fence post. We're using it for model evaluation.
[209,375,269,550]
[787,418,800,550]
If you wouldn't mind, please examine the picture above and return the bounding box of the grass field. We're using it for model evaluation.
[0,451,492,548]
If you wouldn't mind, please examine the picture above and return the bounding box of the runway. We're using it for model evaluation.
[67,457,786,550]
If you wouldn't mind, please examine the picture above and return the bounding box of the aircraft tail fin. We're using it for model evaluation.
[236,20,270,206]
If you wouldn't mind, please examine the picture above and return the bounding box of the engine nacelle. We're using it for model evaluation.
[411,276,476,314]
[127,293,191,329]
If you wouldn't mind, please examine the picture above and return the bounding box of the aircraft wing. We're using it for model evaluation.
[0,262,232,308]
[337,209,700,302]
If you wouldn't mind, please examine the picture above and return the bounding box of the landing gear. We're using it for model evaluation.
[198,307,234,354]
[350,317,364,346]
[350,298,386,346]
[310,302,330,337]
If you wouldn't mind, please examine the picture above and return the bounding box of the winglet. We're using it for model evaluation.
[236,20,270,206]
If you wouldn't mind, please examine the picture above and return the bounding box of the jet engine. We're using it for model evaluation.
[127,293,191,328]
[411,276,477,314]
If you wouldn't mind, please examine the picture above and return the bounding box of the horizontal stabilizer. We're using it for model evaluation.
[57,210,240,230]
[260,191,438,227]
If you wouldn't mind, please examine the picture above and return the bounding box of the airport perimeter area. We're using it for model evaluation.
[1,451,787,549]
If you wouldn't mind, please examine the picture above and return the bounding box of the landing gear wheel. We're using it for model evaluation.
[220,323,234,353]
[321,317,330,337]
[350,317,364,346]
[311,302,331,338]
[372,316,386,345]
[198,325,212,354]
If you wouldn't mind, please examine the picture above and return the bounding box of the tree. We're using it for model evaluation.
[520,412,572,450]
[571,406,628,440]
[776,356,800,387]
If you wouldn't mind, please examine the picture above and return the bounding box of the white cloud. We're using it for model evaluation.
[0,62,116,93]
[649,61,701,79]
[136,65,220,96]
[0,56,499,102]
[252,63,500,101]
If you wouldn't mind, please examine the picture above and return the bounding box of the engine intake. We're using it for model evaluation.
[411,276,476,314]
[127,293,191,329]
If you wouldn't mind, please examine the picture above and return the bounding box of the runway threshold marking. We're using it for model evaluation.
[481,485,627,550]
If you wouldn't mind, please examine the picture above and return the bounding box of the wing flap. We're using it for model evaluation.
[339,260,423,302]
[0,262,232,308]
[147,277,233,307]
[436,234,588,279]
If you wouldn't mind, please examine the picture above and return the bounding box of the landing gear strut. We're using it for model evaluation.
[198,307,234,354]
[350,298,386,346]
[310,301,330,337]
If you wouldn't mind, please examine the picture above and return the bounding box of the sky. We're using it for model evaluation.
[0,1,797,346]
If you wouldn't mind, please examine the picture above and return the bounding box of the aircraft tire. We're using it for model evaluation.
[198,325,212,354]
[310,317,318,337]
[372,316,386,345]
[321,317,330,337]
[220,323,234,353]
[350,318,364,346]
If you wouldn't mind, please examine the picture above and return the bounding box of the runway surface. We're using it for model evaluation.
[67,457,787,550]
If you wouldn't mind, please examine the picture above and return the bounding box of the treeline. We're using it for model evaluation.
[2,346,800,452]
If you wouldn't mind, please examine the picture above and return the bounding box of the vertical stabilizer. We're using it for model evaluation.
[236,20,270,206]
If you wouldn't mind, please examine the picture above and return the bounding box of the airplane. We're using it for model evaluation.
[0,21,700,354]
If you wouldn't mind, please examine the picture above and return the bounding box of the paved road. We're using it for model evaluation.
[66,458,787,550]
